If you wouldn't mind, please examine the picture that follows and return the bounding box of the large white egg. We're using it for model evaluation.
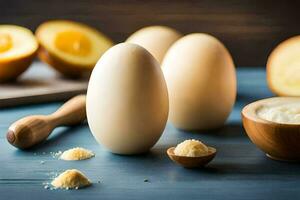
[126,26,182,64]
[86,43,169,154]
[162,33,236,130]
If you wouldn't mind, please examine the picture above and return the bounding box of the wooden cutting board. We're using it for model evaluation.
[0,61,88,108]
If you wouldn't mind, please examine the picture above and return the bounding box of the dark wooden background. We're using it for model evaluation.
[1,0,300,67]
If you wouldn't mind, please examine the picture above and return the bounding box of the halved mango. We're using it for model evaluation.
[36,20,114,78]
[267,36,300,96]
[0,25,38,82]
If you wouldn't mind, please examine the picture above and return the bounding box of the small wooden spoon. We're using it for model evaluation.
[167,147,217,168]
[6,95,86,149]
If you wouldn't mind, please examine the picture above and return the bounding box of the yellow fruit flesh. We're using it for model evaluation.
[274,56,300,92]
[282,61,300,88]
[0,33,12,53]
[54,30,91,56]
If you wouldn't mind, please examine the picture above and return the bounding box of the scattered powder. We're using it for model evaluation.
[38,149,94,190]
[174,139,209,157]
[51,169,91,189]
[60,147,94,161]
[50,151,62,158]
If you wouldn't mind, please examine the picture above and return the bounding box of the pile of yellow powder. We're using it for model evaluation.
[51,169,91,189]
[46,147,95,190]
[60,147,95,161]
[174,139,209,157]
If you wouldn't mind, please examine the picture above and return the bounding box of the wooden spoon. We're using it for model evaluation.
[167,146,217,168]
[6,95,86,149]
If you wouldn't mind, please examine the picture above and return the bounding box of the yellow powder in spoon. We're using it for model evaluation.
[51,169,91,189]
[174,139,209,157]
[60,147,94,161]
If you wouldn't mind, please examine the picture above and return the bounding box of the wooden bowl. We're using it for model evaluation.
[167,147,216,168]
[242,97,300,161]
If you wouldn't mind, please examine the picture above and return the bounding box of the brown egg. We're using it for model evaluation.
[126,26,182,64]
[162,33,236,130]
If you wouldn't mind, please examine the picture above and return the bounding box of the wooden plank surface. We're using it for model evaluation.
[2,0,300,66]
[0,61,88,108]
[1,68,300,199]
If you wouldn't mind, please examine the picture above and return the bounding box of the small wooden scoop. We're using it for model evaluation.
[6,95,86,149]
[167,147,217,168]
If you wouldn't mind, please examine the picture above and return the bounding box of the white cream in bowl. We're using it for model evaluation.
[257,102,300,124]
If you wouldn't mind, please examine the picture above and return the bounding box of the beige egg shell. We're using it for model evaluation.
[162,33,236,130]
[126,26,182,64]
[86,43,169,154]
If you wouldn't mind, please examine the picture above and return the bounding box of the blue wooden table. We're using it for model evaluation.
[1,68,300,200]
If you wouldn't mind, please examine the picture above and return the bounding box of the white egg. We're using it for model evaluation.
[126,26,182,64]
[86,43,169,154]
[162,33,236,130]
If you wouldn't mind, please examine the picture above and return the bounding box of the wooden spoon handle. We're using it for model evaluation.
[7,95,86,149]
[48,95,86,127]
